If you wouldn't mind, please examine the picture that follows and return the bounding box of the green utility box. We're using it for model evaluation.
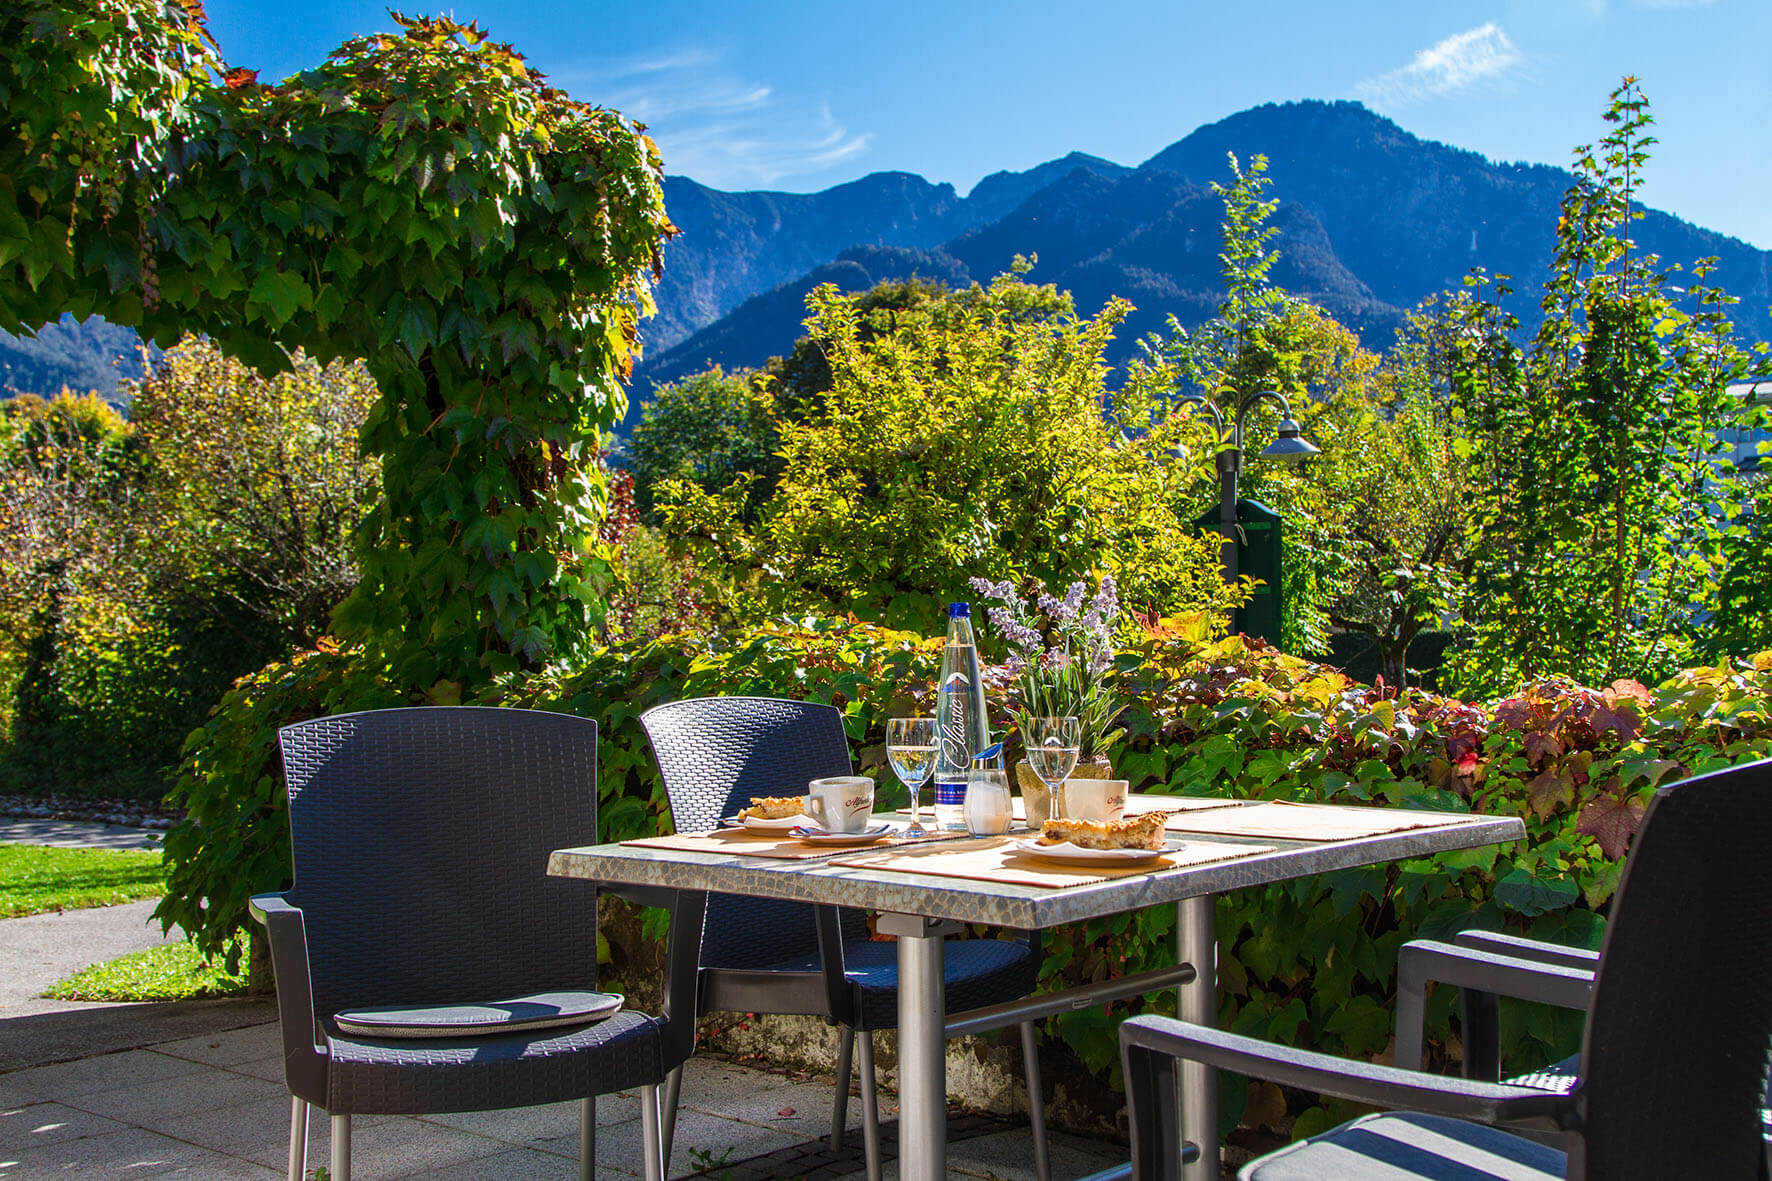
[1195,498,1284,646]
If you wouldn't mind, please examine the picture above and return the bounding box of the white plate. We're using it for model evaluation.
[788,823,895,847]
[1011,837,1174,865]
[720,814,814,833]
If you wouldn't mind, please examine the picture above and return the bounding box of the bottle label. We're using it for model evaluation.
[934,777,967,807]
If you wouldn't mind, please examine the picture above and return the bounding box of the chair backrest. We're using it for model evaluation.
[640,696,865,970]
[1574,756,1772,1178]
[279,706,600,1020]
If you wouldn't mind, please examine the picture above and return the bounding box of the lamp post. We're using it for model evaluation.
[1180,389,1319,634]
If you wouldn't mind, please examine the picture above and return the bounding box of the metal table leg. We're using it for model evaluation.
[880,912,958,1181]
[1177,894,1218,1179]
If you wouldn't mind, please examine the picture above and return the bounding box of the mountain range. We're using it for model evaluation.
[6,101,1768,423]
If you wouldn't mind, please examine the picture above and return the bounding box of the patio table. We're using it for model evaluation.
[548,799,1524,1180]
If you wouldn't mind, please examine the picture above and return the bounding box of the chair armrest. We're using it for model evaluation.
[1119,1015,1573,1176]
[658,888,708,1070]
[248,893,327,1104]
[1453,929,1601,971]
[1394,940,1596,1071]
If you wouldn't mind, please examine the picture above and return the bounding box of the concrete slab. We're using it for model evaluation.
[0,1125,282,1177]
[0,1100,129,1154]
[71,1060,287,1123]
[421,1146,587,1179]
[0,1047,210,1107]
[327,1114,512,1179]
[0,819,164,850]
[149,1021,282,1068]
[0,996,275,1075]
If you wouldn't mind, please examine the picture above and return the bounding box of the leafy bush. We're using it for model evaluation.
[159,610,1772,1125]
[659,269,1241,630]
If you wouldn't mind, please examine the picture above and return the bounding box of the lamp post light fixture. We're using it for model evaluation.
[1179,389,1320,635]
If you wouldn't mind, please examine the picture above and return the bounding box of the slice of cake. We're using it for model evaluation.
[737,796,807,821]
[1039,812,1167,851]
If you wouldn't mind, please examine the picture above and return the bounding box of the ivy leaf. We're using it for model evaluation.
[1576,793,1645,860]
[1525,768,1573,819]
[1521,729,1563,767]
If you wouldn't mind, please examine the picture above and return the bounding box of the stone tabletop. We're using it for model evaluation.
[548,807,1525,930]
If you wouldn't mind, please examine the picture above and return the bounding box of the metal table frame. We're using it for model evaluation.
[550,808,1524,1180]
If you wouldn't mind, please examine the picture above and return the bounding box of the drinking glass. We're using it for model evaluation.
[886,716,938,838]
[1024,716,1081,821]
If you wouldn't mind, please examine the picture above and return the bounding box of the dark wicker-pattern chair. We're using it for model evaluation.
[640,696,1051,1181]
[1117,756,1772,1179]
[251,706,706,1181]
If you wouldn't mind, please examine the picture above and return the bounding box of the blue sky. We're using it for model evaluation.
[206,1,1772,248]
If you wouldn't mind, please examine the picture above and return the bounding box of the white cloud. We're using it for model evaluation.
[559,48,873,189]
[1355,23,1525,109]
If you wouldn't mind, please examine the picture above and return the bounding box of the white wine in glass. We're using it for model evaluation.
[1025,716,1081,820]
[886,716,938,837]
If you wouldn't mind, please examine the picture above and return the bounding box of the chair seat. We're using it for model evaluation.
[1507,1052,1579,1094]
[322,1007,664,1115]
[770,937,1040,1031]
[1240,1112,1566,1180]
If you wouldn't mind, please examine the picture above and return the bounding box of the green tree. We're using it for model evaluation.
[659,269,1240,630]
[627,367,781,524]
[130,335,379,645]
[1444,80,1768,695]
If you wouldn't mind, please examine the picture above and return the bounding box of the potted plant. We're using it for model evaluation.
[969,575,1126,822]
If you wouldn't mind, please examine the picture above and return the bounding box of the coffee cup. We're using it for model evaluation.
[806,776,875,833]
[1062,779,1128,823]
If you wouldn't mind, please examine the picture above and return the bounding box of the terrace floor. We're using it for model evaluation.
[0,1018,1120,1178]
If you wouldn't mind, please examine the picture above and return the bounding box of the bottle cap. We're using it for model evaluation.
[948,602,970,618]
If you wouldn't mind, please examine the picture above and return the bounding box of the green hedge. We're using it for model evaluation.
[157,619,1772,1132]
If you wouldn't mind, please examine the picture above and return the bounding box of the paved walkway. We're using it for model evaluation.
[0,818,164,851]
[0,820,1123,1178]
[0,1021,1115,1178]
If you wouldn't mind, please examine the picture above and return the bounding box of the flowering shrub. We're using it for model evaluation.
[972,574,1130,762]
[158,615,1771,1134]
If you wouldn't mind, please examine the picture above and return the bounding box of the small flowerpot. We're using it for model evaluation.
[1017,757,1113,827]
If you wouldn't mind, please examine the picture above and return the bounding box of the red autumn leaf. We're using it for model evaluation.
[1608,678,1653,705]
[1454,750,1480,776]
[1491,698,1531,731]
[1522,729,1564,767]
[1576,793,1646,860]
[222,66,259,89]
[776,1107,796,1118]
[1526,768,1573,819]
[1588,700,1642,744]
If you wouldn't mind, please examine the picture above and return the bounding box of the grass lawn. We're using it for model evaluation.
[46,941,250,1002]
[0,842,166,918]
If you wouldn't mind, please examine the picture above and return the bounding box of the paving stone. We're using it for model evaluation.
[225,1053,290,1085]
[551,1105,804,1178]
[68,1058,286,1123]
[0,1125,281,1176]
[416,1098,585,1148]
[150,1021,282,1068]
[0,1100,128,1154]
[420,1146,589,1179]
[0,1048,209,1108]
[946,1126,1123,1180]
[325,1116,512,1179]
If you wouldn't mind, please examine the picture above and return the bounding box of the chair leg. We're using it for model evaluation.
[661,1062,684,1177]
[329,1113,350,1181]
[639,1083,663,1181]
[830,1024,855,1151]
[286,1096,308,1181]
[578,1096,595,1181]
[1019,1021,1052,1181]
[858,1032,882,1181]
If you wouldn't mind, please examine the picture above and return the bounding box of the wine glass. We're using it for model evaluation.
[886,717,938,838]
[1024,716,1081,821]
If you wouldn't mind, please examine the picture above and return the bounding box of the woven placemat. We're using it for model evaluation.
[1161,800,1474,841]
[830,834,1273,889]
[896,792,1240,824]
[621,824,952,860]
